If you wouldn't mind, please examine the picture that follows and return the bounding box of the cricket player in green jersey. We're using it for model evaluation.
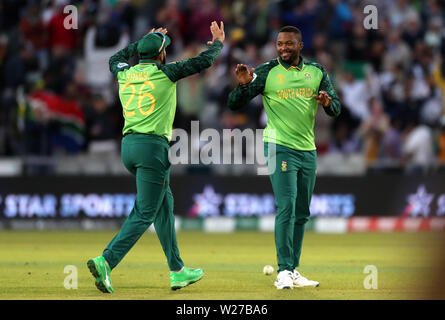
[228,26,341,290]
[87,22,225,293]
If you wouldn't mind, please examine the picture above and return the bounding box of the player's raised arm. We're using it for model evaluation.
[161,21,225,82]
[108,41,138,78]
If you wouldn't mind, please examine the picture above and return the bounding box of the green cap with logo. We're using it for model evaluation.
[137,32,171,58]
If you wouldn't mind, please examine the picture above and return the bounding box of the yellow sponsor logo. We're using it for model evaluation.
[277,74,285,84]
[276,88,314,99]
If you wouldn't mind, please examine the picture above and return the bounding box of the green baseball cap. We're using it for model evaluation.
[137,32,171,58]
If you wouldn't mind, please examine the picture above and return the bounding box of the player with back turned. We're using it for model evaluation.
[228,26,341,289]
[87,22,225,293]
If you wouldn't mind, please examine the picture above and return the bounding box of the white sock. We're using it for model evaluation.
[171,266,184,274]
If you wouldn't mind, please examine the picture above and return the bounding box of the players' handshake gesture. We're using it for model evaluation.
[208,21,225,45]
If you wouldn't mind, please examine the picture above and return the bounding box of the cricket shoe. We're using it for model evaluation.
[292,270,319,287]
[170,267,204,290]
[274,270,294,290]
[87,256,114,293]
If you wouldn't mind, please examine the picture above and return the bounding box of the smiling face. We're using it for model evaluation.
[276,32,303,65]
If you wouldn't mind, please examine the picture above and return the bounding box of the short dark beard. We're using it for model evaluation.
[281,52,300,66]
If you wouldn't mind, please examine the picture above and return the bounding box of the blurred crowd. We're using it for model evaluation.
[1,0,445,175]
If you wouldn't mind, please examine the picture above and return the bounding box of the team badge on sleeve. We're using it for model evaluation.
[281,161,287,172]
[117,62,129,69]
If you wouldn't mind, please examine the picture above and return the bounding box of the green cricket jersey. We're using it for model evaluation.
[109,40,223,141]
[227,57,341,151]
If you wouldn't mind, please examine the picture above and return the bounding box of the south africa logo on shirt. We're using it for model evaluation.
[304,72,311,80]
[281,161,287,172]
[277,74,285,84]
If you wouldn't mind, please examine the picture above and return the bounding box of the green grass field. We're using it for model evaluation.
[0,230,444,300]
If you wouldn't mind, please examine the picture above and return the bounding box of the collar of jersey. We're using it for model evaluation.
[139,59,158,65]
[277,56,304,71]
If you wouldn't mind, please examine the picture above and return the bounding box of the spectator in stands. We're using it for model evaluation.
[382,29,412,73]
[388,0,420,29]
[189,0,223,43]
[155,0,187,53]
[339,70,369,121]
[346,21,369,61]
[329,0,354,40]
[83,94,119,154]
[424,17,443,50]
[83,24,130,101]
[19,3,48,70]
[433,55,445,117]
[329,121,361,154]
[380,118,403,166]
[437,120,445,168]
[328,105,361,154]
[401,9,423,49]
[0,0,444,176]
[358,97,390,165]
[280,0,318,52]
[47,1,78,55]
[402,118,434,174]
[53,83,85,154]
[380,63,408,122]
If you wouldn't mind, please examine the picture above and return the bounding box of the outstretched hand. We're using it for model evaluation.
[313,90,332,107]
[207,21,225,45]
[235,64,255,85]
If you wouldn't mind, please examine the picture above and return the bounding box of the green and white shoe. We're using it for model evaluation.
[87,256,114,293]
[170,267,204,290]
